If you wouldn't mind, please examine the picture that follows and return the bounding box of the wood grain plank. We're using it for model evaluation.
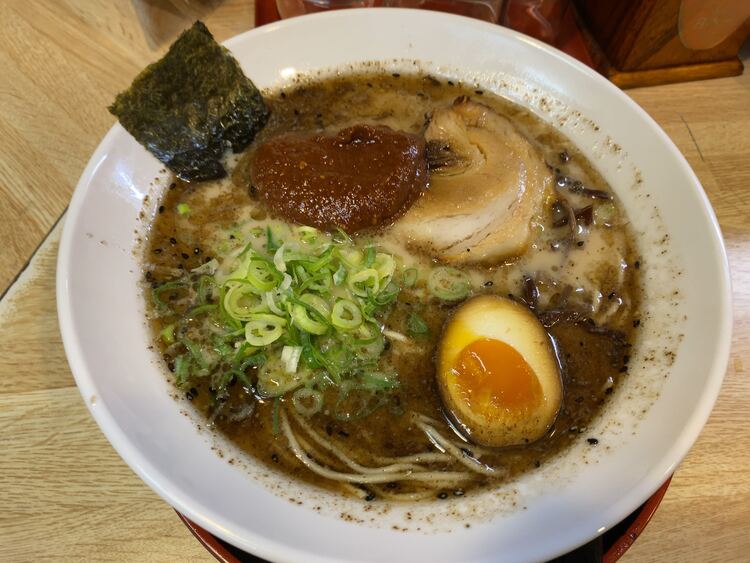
[0,386,209,562]
[0,2,748,561]
[0,0,255,295]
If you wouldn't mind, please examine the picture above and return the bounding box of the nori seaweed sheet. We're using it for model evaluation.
[109,21,269,182]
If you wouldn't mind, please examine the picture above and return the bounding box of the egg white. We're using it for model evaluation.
[437,295,563,447]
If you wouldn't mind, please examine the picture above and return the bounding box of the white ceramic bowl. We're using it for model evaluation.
[57,9,731,562]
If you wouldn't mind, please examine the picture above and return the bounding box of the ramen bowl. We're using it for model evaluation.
[57,9,731,562]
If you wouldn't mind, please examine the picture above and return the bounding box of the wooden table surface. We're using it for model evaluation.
[1,1,748,561]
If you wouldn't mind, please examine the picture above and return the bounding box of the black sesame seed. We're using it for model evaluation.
[534,460,541,468]
[338,430,350,438]
[634,260,641,269]
[194,247,201,255]
[623,355,630,364]
[190,387,198,396]
[453,489,465,496]
[386,482,398,489]
[144,271,153,281]
[186,392,194,401]
[271,453,279,463]
[475,90,484,95]
[577,241,584,247]
[153,248,162,254]
[280,91,286,99]
[365,492,376,502]
[448,80,455,86]
[181,252,189,260]
[605,387,614,395]
[559,150,570,163]
[619,366,628,373]
[484,281,494,287]
[392,72,401,78]
[169,237,177,245]
[437,492,448,499]
[158,205,165,214]
[169,182,176,190]
[633,319,641,327]
[608,291,616,300]
[587,438,599,445]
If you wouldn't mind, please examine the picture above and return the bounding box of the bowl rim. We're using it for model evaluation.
[56,8,733,562]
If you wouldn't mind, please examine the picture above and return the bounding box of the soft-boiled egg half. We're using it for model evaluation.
[437,295,562,448]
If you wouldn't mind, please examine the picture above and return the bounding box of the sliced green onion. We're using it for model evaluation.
[307,246,335,273]
[265,291,286,316]
[363,245,376,267]
[154,220,408,417]
[152,280,186,313]
[340,249,363,268]
[361,371,399,391]
[298,226,319,244]
[373,253,396,282]
[160,323,176,344]
[281,345,303,373]
[347,268,380,297]
[197,275,215,304]
[292,387,324,417]
[246,259,280,291]
[188,303,217,318]
[331,299,362,330]
[428,267,471,301]
[333,263,347,286]
[174,354,191,386]
[300,293,332,320]
[402,267,418,288]
[224,283,267,321]
[212,335,234,360]
[407,312,429,336]
[244,314,286,346]
[299,271,332,294]
[374,281,399,306]
[291,303,328,335]
[191,258,218,275]
[182,337,209,370]
[257,359,310,398]
[280,273,293,292]
[266,226,279,253]
[177,203,191,215]
[273,242,287,272]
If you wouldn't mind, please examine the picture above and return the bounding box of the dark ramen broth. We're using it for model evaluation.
[145,73,639,501]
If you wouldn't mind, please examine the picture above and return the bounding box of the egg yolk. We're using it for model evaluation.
[452,338,543,417]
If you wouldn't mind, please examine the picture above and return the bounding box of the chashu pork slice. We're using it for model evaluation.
[391,97,553,264]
